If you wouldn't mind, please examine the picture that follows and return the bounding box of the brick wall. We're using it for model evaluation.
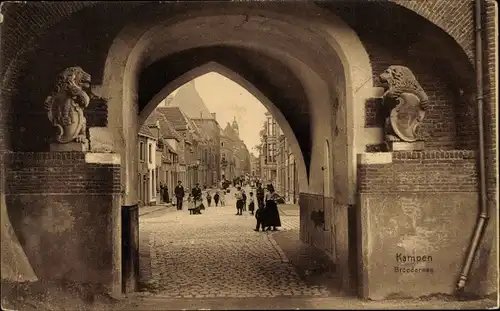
[0,2,98,93]
[324,1,478,151]
[483,0,497,211]
[1,1,476,91]
[361,39,477,151]
[392,0,475,62]
[5,152,120,194]
[358,150,478,193]
[1,3,140,152]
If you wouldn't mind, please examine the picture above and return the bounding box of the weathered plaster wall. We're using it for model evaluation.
[357,150,495,299]
[5,152,122,295]
[300,194,354,293]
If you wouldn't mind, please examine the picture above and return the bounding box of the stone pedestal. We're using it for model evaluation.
[386,140,424,151]
[50,142,88,152]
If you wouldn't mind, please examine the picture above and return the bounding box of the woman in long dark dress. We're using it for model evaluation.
[263,184,281,231]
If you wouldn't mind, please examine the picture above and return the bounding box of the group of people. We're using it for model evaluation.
[173,181,227,214]
[171,180,282,230]
[234,183,282,232]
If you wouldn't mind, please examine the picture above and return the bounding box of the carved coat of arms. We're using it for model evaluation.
[44,67,92,144]
[379,65,429,143]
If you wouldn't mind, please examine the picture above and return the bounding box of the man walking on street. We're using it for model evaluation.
[174,181,185,210]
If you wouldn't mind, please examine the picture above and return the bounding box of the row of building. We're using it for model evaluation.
[137,81,251,206]
[252,112,299,204]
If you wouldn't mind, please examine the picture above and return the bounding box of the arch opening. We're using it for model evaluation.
[95,4,374,207]
[138,58,309,189]
[92,2,374,297]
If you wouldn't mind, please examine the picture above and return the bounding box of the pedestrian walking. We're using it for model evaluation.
[174,181,185,210]
[263,184,281,231]
[248,191,255,215]
[206,191,212,207]
[159,183,164,203]
[162,184,169,204]
[220,190,226,206]
[191,183,202,205]
[234,186,244,215]
[241,188,247,212]
[214,191,220,207]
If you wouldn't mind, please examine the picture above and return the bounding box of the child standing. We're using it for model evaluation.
[206,191,212,207]
[254,203,265,232]
[234,187,244,215]
[248,192,255,215]
[220,190,226,206]
[214,191,220,207]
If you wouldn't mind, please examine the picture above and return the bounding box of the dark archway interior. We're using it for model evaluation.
[138,46,312,174]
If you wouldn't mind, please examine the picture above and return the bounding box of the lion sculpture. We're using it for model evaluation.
[379,65,428,143]
[44,66,91,144]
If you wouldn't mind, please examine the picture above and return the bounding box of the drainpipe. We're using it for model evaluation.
[456,0,489,292]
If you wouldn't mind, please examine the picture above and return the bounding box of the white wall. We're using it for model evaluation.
[147,138,156,203]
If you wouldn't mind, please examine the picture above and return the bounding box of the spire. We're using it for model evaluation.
[232,117,239,137]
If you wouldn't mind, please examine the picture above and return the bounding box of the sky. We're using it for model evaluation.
[170,72,268,156]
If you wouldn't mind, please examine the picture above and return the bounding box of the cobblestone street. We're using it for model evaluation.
[138,187,329,299]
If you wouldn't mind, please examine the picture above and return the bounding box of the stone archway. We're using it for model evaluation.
[94,2,373,207]
[91,2,373,294]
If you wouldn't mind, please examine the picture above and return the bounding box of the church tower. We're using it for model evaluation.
[232,117,239,138]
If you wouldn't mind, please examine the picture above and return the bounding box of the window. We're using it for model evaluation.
[139,142,145,161]
[221,142,224,147]
[267,118,272,136]
[148,143,152,163]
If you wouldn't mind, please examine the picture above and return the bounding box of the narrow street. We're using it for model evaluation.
[110,186,496,310]
[137,186,333,299]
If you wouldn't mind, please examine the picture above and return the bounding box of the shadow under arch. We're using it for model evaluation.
[96,2,374,208]
[139,60,309,190]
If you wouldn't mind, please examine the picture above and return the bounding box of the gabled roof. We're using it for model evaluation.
[145,110,183,141]
[186,117,209,142]
[138,124,156,139]
[157,107,189,131]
